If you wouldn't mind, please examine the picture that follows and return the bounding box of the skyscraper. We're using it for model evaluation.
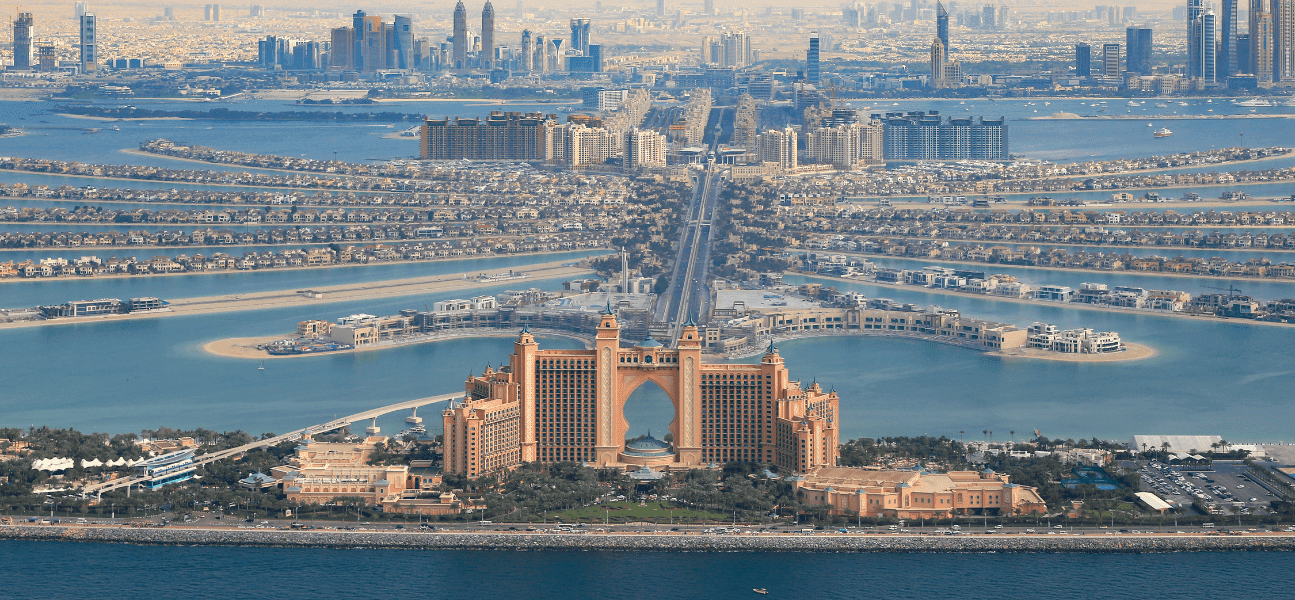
[534,35,548,72]
[80,13,97,73]
[704,0,714,16]
[657,0,666,17]
[807,32,820,83]
[1126,27,1153,74]
[1075,42,1091,76]
[1254,3,1274,82]
[353,10,367,73]
[12,13,33,71]
[1102,42,1122,78]
[1278,0,1295,82]
[1188,0,1203,78]
[570,18,591,56]
[936,2,949,52]
[982,4,996,28]
[930,38,946,88]
[481,1,495,70]
[1221,0,1238,77]
[453,1,468,69]
[1200,6,1218,83]
[394,15,413,70]
[521,29,534,71]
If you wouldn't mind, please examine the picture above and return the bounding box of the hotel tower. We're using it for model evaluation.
[443,308,840,477]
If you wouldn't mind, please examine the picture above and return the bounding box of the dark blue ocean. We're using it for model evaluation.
[2,541,1293,599]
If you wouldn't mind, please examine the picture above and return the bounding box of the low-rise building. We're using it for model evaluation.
[793,467,1047,518]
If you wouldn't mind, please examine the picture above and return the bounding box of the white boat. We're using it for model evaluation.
[1155,103,1169,108]
[1282,99,1295,107]
[1235,98,1272,107]
[1126,100,1140,107]
[1148,122,1154,127]
[1154,127,1172,138]
[258,361,265,370]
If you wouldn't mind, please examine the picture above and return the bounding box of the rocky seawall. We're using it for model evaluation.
[4,527,1294,553]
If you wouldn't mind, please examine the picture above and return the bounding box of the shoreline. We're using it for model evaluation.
[0,248,605,285]
[57,114,192,122]
[797,271,1295,329]
[4,525,1294,553]
[826,251,1295,284]
[720,330,1154,363]
[848,235,1295,256]
[989,343,1157,362]
[203,329,596,360]
[0,260,599,330]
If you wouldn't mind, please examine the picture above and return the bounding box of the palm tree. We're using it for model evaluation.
[982,429,988,442]
[1009,430,1015,443]
[959,430,965,445]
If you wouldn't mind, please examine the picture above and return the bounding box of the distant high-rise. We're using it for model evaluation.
[1187,0,1203,78]
[521,30,534,71]
[1253,2,1274,82]
[453,1,468,69]
[80,13,97,73]
[1102,42,1121,78]
[982,4,996,28]
[570,17,591,56]
[1276,0,1295,83]
[331,27,355,69]
[481,2,495,70]
[1075,42,1091,76]
[534,35,548,72]
[936,2,949,52]
[13,13,33,71]
[1221,0,1238,77]
[807,32,820,83]
[1125,27,1153,74]
[353,10,367,72]
[394,15,413,70]
[204,4,221,21]
[75,2,89,18]
[930,38,946,88]
[657,0,666,17]
[704,0,714,16]
[1199,7,1218,82]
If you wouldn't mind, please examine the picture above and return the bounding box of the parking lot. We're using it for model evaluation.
[1137,460,1278,516]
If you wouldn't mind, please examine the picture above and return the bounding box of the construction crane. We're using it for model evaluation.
[1204,284,1243,298]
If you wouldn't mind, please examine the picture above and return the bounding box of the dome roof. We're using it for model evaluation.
[636,336,663,348]
[622,434,674,457]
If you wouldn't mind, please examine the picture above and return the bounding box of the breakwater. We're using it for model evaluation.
[5,526,1293,553]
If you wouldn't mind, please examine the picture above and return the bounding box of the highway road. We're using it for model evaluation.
[654,109,726,343]
[80,392,465,497]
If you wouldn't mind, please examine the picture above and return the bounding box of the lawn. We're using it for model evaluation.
[547,501,732,524]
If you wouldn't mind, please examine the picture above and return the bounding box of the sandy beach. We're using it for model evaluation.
[203,328,595,360]
[0,260,595,330]
[989,342,1157,362]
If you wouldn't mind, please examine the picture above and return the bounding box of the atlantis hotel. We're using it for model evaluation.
[443,308,840,477]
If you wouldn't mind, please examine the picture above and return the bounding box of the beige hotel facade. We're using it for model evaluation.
[443,309,840,477]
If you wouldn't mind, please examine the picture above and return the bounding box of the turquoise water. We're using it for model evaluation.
[2,267,1292,441]
[0,276,584,436]
[2,541,1293,599]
